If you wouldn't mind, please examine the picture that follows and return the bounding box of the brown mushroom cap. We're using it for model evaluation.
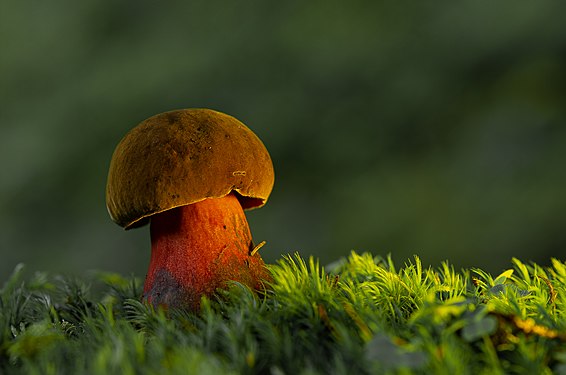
[106,108,274,229]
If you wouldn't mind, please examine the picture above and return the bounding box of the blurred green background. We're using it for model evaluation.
[1,1,565,281]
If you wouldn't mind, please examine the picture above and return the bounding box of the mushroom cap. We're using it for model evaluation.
[106,108,274,229]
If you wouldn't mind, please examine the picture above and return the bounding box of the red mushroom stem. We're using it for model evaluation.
[143,193,270,310]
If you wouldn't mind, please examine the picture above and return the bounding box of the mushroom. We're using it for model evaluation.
[106,109,274,310]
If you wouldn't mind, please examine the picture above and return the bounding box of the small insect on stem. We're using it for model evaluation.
[250,240,266,256]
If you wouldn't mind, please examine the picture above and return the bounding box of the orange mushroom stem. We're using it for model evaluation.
[143,193,269,310]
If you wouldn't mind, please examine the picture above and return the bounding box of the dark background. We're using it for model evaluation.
[2,1,565,281]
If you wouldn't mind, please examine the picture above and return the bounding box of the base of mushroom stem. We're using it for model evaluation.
[141,193,271,311]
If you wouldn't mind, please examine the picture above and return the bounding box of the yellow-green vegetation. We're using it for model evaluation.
[1,252,565,374]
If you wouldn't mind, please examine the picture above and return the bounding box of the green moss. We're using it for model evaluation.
[1,252,565,374]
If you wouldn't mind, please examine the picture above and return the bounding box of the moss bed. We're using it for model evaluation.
[1,252,565,374]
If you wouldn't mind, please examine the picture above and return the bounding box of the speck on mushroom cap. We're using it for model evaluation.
[106,108,275,229]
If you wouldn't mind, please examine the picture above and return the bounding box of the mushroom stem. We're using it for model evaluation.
[143,193,270,310]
